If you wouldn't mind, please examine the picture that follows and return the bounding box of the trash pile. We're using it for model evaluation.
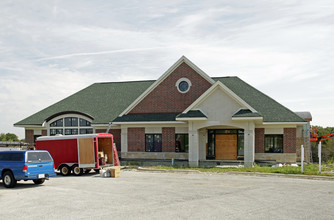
[272,163,299,167]
[100,166,121,178]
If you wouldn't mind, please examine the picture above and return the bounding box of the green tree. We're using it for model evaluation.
[0,133,19,142]
[0,133,5,141]
[311,126,334,163]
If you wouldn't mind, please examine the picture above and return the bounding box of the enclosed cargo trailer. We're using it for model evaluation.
[36,133,115,176]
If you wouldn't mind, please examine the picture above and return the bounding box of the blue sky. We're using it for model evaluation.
[1,0,333,139]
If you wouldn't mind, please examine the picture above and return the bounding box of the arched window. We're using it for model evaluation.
[49,116,93,136]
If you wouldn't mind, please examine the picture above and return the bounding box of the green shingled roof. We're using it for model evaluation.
[113,113,179,122]
[176,110,207,119]
[15,80,154,126]
[232,109,262,118]
[212,77,305,123]
[15,76,305,126]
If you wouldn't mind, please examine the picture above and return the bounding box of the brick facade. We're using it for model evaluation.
[162,127,175,152]
[110,129,121,151]
[96,129,121,151]
[255,128,265,153]
[95,129,106,133]
[25,129,34,145]
[42,130,47,136]
[129,62,212,114]
[128,128,145,152]
[283,128,296,153]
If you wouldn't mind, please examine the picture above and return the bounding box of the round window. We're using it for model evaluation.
[175,78,192,93]
[178,81,189,92]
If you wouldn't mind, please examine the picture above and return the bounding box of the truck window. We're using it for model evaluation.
[27,152,53,163]
[0,152,24,161]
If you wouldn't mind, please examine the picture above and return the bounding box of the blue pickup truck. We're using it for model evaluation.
[0,150,56,188]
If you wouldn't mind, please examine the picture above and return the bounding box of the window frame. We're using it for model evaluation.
[48,115,93,136]
[175,78,192,94]
[145,134,162,152]
[175,134,189,153]
[264,134,283,153]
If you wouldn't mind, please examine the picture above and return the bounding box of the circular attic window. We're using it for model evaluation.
[176,78,192,93]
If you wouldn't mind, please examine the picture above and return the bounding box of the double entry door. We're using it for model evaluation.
[215,134,238,160]
[207,129,243,160]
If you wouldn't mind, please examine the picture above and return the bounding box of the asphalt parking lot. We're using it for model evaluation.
[1,169,334,220]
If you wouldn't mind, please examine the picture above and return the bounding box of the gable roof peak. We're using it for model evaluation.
[119,56,215,116]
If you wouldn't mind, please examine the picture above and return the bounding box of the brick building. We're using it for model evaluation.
[14,56,311,167]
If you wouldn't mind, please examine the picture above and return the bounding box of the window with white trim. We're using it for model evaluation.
[49,117,93,136]
[175,78,192,93]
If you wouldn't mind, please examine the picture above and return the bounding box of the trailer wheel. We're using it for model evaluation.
[72,165,83,176]
[2,171,17,188]
[59,164,71,176]
[84,169,91,174]
[33,179,45,185]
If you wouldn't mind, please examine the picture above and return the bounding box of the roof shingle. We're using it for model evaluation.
[15,76,305,126]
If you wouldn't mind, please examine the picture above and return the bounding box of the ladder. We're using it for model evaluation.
[112,143,120,166]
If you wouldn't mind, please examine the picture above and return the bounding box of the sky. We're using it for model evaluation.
[0,0,333,139]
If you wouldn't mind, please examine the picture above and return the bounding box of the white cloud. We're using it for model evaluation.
[0,0,334,138]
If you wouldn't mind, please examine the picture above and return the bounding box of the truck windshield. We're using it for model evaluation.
[27,152,53,163]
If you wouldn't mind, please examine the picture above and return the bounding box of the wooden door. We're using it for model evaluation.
[215,134,237,160]
[78,138,95,168]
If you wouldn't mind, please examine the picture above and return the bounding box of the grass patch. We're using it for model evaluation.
[147,164,334,176]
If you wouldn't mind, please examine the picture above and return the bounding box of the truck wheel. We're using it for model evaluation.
[59,164,71,176]
[72,165,83,176]
[2,171,17,188]
[33,179,45,185]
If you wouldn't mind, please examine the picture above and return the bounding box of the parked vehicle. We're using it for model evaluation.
[0,150,56,188]
[36,133,115,176]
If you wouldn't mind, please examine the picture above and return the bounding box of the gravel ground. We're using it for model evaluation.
[1,169,334,220]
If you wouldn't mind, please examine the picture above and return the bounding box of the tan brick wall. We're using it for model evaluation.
[255,153,296,163]
[129,62,212,114]
[162,127,175,152]
[121,152,188,160]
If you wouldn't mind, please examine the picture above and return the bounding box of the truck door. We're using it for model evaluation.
[77,138,95,168]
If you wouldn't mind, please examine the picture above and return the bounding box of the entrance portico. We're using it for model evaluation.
[187,122,255,167]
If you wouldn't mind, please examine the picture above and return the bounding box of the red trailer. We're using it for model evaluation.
[36,133,116,176]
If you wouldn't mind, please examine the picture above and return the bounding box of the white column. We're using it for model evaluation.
[188,122,199,167]
[244,122,255,167]
[121,127,128,157]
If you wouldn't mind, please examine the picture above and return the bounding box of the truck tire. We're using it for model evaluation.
[2,171,17,188]
[33,179,45,185]
[59,164,71,176]
[72,165,83,176]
